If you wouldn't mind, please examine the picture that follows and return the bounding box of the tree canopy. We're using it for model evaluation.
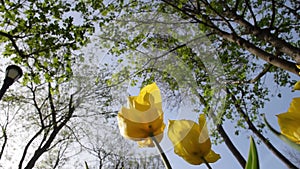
[0,0,299,168]
[96,0,300,168]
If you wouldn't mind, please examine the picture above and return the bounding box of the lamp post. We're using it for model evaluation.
[0,65,23,100]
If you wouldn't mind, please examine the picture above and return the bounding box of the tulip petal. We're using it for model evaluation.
[120,105,163,124]
[198,114,210,144]
[128,96,149,111]
[118,113,149,140]
[168,120,211,155]
[204,150,221,163]
[174,144,203,165]
[277,112,300,143]
[118,110,165,139]
[130,83,162,111]
[117,83,165,147]
[293,81,300,91]
[167,116,218,165]
[168,120,197,145]
[264,115,300,152]
[138,83,162,104]
[287,97,300,113]
[275,98,300,144]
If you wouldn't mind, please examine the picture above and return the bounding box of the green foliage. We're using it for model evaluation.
[84,161,89,169]
[0,0,298,167]
[0,0,124,87]
[0,1,125,168]
[245,137,260,169]
[94,0,300,146]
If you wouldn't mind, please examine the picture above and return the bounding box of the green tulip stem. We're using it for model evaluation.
[201,157,212,169]
[150,134,172,169]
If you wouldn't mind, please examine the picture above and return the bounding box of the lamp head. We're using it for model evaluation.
[5,65,23,82]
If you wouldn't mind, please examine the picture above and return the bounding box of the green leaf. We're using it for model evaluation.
[101,9,108,16]
[44,73,53,82]
[33,74,41,84]
[22,73,30,86]
[95,77,100,85]
[84,161,89,169]
[264,115,300,152]
[245,136,259,169]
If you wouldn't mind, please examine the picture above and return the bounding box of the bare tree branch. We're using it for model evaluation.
[48,83,57,128]
[0,31,26,58]
[270,0,276,29]
[213,29,299,75]
[222,11,300,62]
[249,64,272,83]
[160,0,300,75]
[19,128,44,169]
[0,127,8,159]
[245,0,257,26]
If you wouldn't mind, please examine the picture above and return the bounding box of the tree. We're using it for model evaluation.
[0,0,124,168]
[0,33,160,168]
[81,123,164,169]
[0,51,113,168]
[95,0,300,168]
[1,0,299,168]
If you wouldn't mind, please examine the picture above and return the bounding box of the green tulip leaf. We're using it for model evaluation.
[264,115,300,152]
[84,161,89,169]
[245,136,259,169]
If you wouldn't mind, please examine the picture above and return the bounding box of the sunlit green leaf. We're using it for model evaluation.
[245,136,259,169]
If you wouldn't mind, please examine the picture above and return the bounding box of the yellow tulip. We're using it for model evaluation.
[117,83,165,147]
[293,81,300,91]
[168,114,220,165]
[277,97,300,144]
